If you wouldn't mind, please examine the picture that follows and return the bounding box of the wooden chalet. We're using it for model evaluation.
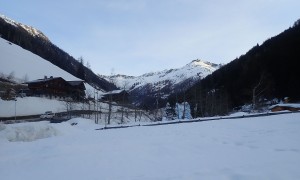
[26,76,85,100]
[269,104,300,112]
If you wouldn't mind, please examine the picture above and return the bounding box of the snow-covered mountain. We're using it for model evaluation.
[0,14,49,42]
[100,60,221,106]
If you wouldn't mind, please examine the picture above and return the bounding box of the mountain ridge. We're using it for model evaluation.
[100,59,221,108]
[0,14,116,92]
[100,59,220,90]
[0,14,49,42]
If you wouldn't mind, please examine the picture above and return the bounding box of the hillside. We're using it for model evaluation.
[0,37,79,81]
[174,19,300,117]
[0,14,115,91]
[101,60,220,109]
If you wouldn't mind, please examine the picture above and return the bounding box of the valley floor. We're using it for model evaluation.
[1,113,300,180]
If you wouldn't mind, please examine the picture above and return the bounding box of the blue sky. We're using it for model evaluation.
[1,0,299,76]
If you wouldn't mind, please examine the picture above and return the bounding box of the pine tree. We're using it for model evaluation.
[77,56,85,80]
[164,102,175,120]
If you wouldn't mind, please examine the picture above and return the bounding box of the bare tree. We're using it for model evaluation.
[86,61,91,69]
[182,93,186,119]
[22,74,29,83]
[7,71,15,81]
[64,97,75,119]
[107,69,115,125]
[121,81,129,124]
[85,89,93,119]
[252,73,269,111]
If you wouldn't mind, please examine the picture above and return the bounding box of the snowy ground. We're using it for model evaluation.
[0,97,69,117]
[1,113,300,180]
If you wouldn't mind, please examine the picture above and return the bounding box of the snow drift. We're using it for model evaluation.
[0,121,60,142]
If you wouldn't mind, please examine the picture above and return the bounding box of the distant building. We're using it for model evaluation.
[101,90,129,104]
[1,88,16,100]
[284,97,290,103]
[269,103,300,112]
[26,76,85,100]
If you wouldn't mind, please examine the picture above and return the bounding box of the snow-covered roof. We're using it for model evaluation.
[269,103,300,109]
[26,77,62,84]
[105,90,126,95]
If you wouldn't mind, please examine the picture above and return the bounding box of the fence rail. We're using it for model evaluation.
[95,110,300,130]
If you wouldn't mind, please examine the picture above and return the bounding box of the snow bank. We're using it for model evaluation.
[0,121,60,142]
[0,118,100,142]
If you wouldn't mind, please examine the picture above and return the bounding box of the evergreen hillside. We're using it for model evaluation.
[169,19,300,117]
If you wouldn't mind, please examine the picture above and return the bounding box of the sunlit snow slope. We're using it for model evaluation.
[0,37,79,81]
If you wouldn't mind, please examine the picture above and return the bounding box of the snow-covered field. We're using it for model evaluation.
[1,113,300,180]
[0,97,69,117]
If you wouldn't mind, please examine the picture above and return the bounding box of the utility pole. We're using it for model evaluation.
[94,88,96,124]
[14,96,17,121]
[176,93,180,119]
[96,91,99,124]
[182,93,186,119]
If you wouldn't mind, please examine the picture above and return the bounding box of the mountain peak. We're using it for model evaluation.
[189,59,221,69]
[0,14,50,42]
[100,59,220,105]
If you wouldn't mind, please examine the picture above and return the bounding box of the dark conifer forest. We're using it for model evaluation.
[169,20,300,117]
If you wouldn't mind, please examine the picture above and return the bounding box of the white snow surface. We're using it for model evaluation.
[0,37,79,81]
[1,113,300,179]
[0,97,71,117]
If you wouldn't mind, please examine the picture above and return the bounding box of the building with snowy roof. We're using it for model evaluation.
[26,76,85,100]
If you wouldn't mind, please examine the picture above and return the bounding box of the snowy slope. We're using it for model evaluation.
[0,37,79,81]
[0,14,49,41]
[1,113,300,179]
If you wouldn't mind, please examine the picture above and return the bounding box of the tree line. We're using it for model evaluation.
[168,19,300,117]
